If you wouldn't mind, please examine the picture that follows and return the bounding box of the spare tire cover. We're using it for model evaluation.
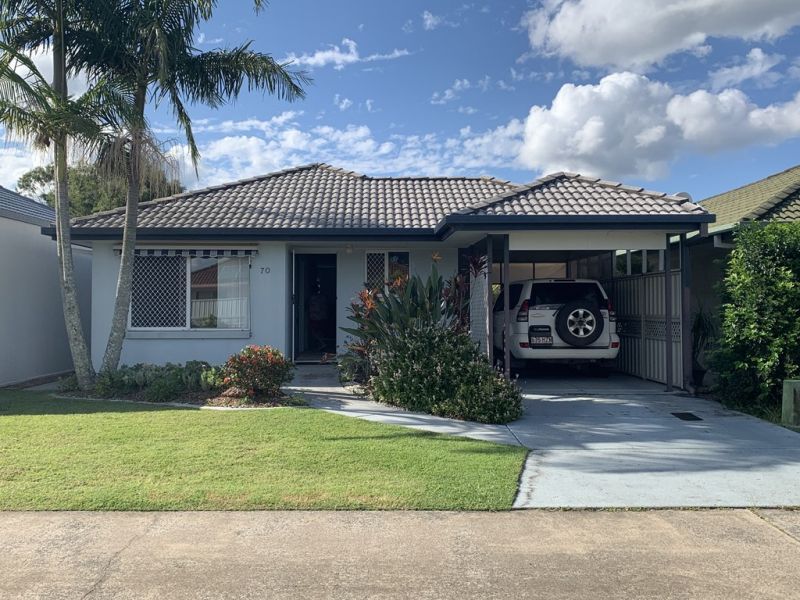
[555,300,604,347]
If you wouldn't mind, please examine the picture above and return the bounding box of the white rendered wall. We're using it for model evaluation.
[0,217,92,385]
[90,242,290,368]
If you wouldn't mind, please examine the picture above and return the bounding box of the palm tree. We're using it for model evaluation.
[0,0,136,389]
[73,0,308,373]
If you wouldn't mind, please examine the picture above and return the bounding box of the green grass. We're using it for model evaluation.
[0,391,526,510]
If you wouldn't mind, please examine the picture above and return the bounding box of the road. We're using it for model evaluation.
[2,510,799,599]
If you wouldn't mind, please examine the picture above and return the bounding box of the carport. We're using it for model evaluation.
[442,173,714,390]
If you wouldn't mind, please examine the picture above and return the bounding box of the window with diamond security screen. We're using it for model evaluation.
[365,252,386,290]
[130,256,187,328]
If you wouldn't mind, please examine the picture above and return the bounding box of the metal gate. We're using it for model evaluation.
[604,271,682,388]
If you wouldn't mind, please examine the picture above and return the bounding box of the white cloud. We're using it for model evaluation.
[496,79,516,91]
[365,99,376,112]
[421,10,459,31]
[666,88,800,151]
[168,118,527,189]
[709,48,784,90]
[283,38,409,70]
[522,0,800,70]
[166,71,800,191]
[422,10,442,30]
[13,48,89,97]
[476,75,491,92]
[518,71,800,180]
[333,94,353,111]
[0,145,48,189]
[197,32,223,45]
[457,106,478,115]
[401,19,414,34]
[431,78,471,104]
[453,120,525,169]
[789,58,800,79]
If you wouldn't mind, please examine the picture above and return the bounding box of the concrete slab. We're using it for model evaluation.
[287,365,520,446]
[755,509,800,543]
[514,377,800,508]
[290,365,800,508]
[2,510,799,599]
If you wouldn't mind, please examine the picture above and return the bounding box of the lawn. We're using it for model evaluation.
[0,391,526,510]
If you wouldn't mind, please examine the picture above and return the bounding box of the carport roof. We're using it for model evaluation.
[454,172,707,218]
[52,164,712,240]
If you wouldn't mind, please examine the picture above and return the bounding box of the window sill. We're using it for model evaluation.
[126,330,251,340]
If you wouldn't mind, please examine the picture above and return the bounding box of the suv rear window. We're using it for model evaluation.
[493,284,524,312]
[531,283,604,307]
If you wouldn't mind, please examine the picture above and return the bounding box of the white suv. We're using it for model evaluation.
[492,279,620,366]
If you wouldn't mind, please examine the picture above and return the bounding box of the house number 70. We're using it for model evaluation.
[259,267,271,274]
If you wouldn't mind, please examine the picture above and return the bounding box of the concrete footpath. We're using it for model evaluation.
[2,510,800,599]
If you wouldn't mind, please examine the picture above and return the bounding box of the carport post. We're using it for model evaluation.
[664,234,673,392]
[486,235,494,366]
[503,234,511,379]
[680,234,692,391]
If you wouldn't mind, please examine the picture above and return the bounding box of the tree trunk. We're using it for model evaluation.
[100,85,146,373]
[53,0,95,389]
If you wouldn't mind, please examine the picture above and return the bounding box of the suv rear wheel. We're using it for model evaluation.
[555,300,604,347]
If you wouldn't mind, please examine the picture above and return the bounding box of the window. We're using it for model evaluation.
[531,282,604,307]
[130,255,250,330]
[365,251,410,289]
[190,257,250,329]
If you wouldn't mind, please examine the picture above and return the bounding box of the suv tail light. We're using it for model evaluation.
[607,298,616,321]
[516,299,529,322]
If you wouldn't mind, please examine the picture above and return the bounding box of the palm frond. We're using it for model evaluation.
[175,43,308,106]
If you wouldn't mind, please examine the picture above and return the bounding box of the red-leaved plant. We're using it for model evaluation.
[222,345,294,399]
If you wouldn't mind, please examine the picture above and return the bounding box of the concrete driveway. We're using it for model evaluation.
[292,366,800,509]
[512,372,800,508]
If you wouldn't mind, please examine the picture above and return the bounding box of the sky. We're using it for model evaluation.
[4,0,800,201]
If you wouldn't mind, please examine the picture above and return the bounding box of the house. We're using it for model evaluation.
[47,163,713,389]
[0,186,92,386]
[690,164,800,316]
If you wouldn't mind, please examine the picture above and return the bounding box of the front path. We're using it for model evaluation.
[2,510,799,599]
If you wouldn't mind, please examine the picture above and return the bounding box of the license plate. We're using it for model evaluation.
[530,336,553,346]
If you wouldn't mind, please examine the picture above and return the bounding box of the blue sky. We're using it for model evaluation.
[5,0,800,201]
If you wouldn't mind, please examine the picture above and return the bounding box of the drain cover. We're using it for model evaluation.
[671,412,702,421]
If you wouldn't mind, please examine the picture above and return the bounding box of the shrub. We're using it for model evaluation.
[712,222,800,412]
[339,266,469,384]
[57,374,79,393]
[200,366,224,391]
[370,324,522,424]
[222,345,294,398]
[92,362,221,399]
[143,375,184,403]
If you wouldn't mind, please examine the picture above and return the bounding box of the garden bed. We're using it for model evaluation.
[59,388,306,408]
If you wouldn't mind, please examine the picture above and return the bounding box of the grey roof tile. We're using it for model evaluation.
[71,164,708,232]
[0,186,54,226]
[461,173,709,218]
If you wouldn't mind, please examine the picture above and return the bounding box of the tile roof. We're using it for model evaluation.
[699,164,800,230]
[70,163,709,235]
[762,188,800,222]
[73,163,516,231]
[458,172,708,218]
[0,185,55,226]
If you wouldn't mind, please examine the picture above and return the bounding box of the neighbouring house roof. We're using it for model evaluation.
[60,163,712,240]
[699,164,800,232]
[0,185,55,227]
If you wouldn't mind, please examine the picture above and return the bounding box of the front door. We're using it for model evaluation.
[293,254,337,362]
